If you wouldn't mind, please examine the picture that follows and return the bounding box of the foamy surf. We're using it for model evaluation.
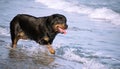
[35,0,93,14]
[0,27,10,36]
[5,38,109,69]
[56,47,109,69]
[35,0,120,25]
[5,43,109,69]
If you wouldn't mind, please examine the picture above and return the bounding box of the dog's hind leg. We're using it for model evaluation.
[11,31,26,48]
[11,37,19,48]
[10,26,19,48]
[10,18,20,48]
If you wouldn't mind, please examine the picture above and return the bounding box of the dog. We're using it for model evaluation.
[10,14,68,54]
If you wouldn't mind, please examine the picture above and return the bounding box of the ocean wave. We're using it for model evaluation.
[35,0,120,25]
[0,27,10,36]
[35,0,92,14]
[89,7,120,25]
[60,47,108,69]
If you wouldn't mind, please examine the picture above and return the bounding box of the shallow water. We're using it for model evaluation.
[0,0,120,69]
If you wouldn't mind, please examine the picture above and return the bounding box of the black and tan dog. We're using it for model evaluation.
[10,14,68,54]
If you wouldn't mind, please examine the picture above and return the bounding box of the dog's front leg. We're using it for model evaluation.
[38,36,55,54]
[47,44,55,54]
[44,36,55,54]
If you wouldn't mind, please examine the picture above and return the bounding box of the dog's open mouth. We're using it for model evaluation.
[58,27,66,34]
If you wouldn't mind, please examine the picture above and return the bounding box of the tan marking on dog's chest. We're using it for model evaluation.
[43,36,49,41]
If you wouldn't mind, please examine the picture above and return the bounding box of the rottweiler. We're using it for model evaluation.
[10,14,68,54]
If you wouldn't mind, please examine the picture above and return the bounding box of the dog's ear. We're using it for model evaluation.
[46,16,53,24]
[47,14,60,23]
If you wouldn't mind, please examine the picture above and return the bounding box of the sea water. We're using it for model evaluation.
[0,0,120,69]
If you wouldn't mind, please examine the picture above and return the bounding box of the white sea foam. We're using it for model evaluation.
[62,48,108,69]
[62,48,87,63]
[0,27,10,36]
[35,0,120,25]
[89,7,120,25]
[35,0,93,14]
[10,40,108,69]
[83,59,108,69]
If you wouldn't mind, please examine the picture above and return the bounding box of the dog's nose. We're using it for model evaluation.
[65,24,68,29]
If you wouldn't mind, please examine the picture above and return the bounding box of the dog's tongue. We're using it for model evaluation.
[58,27,66,34]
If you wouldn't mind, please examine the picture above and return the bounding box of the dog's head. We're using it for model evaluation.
[47,14,68,34]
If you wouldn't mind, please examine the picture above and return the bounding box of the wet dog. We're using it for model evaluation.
[10,14,68,54]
